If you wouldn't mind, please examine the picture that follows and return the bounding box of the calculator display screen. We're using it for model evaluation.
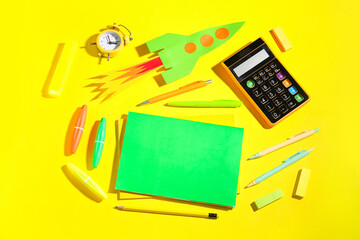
[233,49,269,78]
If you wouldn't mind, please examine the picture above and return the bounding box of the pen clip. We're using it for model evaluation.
[282,150,305,163]
[287,129,311,139]
[179,81,202,89]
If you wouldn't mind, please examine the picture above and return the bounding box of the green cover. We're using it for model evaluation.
[115,112,244,207]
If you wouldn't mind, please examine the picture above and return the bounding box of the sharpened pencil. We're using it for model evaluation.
[114,206,218,219]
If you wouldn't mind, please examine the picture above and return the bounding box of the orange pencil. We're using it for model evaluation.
[137,80,212,106]
[71,105,87,154]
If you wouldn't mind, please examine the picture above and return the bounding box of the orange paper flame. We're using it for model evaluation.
[89,57,163,101]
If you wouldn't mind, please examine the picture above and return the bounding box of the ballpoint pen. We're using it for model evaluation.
[248,128,319,160]
[137,80,212,106]
[93,118,106,168]
[246,148,314,188]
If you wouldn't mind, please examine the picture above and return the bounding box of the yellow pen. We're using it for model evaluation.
[66,163,107,200]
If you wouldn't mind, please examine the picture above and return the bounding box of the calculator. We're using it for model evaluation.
[221,38,309,128]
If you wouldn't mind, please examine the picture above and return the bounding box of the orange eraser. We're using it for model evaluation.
[270,26,293,52]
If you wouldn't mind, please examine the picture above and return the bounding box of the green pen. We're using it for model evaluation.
[93,118,106,168]
[166,100,242,108]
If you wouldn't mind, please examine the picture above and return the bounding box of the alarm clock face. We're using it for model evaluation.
[98,31,122,51]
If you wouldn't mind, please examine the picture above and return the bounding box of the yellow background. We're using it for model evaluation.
[1,0,359,239]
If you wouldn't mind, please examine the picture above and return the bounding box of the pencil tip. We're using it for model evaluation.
[248,153,259,160]
[137,100,149,106]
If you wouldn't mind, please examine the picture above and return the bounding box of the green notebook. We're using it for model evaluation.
[115,112,244,207]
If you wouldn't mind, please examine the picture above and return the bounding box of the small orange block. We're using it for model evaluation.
[270,26,293,52]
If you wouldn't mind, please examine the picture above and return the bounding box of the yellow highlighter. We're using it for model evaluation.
[66,163,107,200]
[47,42,78,97]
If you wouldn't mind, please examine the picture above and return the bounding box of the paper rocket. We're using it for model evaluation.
[146,22,245,83]
[90,22,245,101]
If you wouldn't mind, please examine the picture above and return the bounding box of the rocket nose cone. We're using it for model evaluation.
[222,22,245,33]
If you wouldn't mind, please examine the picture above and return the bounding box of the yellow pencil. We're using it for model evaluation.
[115,206,217,219]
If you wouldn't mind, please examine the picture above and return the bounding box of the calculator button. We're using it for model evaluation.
[265,103,274,112]
[279,104,288,113]
[268,71,274,77]
[269,78,278,86]
[253,75,259,81]
[270,62,277,68]
[256,78,264,85]
[275,85,284,93]
[262,74,269,81]
[287,100,297,108]
[274,68,281,73]
[294,93,304,102]
[267,90,276,99]
[265,66,271,72]
[259,70,265,76]
[288,86,298,95]
[271,111,281,119]
[259,96,268,104]
[246,80,255,88]
[282,79,292,88]
[273,98,282,106]
[253,88,262,97]
[281,92,290,100]
[276,72,286,80]
[261,83,271,91]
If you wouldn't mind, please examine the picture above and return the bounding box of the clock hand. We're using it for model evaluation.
[106,35,111,43]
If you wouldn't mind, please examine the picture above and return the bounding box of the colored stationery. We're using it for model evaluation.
[166,100,242,108]
[246,148,314,188]
[115,206,217,219]
[70,105,87,154]
[270,26,293,52]
[253,189,284,209]
[137,80,212,106]
[115,112,244,207]
[294,168,311,198]
[249,128,319,160]
[66,163,107,200]
[221,38,310,128]
[93,118,106,168]
[47,42,78,97]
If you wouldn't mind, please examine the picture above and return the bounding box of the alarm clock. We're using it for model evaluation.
[90,23,133,61]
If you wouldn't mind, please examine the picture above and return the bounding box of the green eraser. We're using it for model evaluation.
[294,168,311,198]
[253,189,284,209]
